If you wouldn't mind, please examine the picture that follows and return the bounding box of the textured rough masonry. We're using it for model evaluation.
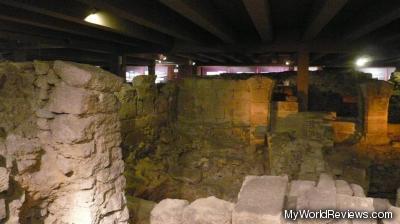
[360,80,393,145]
[151,174,400,224]
[268,112,334,180]
[0,61,128,223]
[119,76,275,202]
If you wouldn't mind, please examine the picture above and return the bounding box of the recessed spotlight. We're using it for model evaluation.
[192,61,196,66]
[355,57,371,67]
[285,60,291,66]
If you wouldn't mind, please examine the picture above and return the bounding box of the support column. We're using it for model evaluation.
[360,81,393,145]
[297,51,309,111]
[180,64,196,77]
[148,61,156,76]
[110,54,126,80]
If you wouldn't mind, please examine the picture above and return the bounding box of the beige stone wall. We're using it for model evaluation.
[177,77,274,145]
[0,61,128,223]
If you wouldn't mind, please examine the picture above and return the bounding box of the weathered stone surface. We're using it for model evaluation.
[0,61,128,224]
[337,194,376,224]
[50,114,94,143]
[373,198,391,212]
[182,196,233,224]
[382,206,400,224]
[397,188,400,207]
[36,108,55,119]
[36,118,50,130]
[151,199,189,224]
[0,167,9,192]
[0,199,5,221]
[351,184,365,197]
[46,69,60,85]
[297,187,336,210]
[233,175,288,224]
[54,60,123,92]
[33,60,50,75]
[287,180,315,209]
[48,82,96,114]
[48,82,119,115]
[317,173,336,194]
[336,180,353,196]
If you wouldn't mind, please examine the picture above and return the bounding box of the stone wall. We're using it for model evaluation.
[268,112,334,181]
[0,61,128,223]
[120,76,275,203]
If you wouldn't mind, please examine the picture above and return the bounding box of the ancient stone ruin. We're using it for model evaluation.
[1,60,400,224]
[0,61,128,223]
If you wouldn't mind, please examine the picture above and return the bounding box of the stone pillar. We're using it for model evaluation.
[110,54,126,79]
[297,51,309,111]
[360,80,393,145]
[148,61,156,76]
[248,77,275,145]
[180,64,196,77]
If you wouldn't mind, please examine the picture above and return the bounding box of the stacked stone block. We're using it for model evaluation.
[0,61,129,223]
[151,174,400,224]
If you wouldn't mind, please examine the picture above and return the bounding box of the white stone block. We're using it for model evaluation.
[317,173,336,194]
[232,175,288,224]
[182,196,233,224]
[151,199,189,224]
[336,180,353,196]
[297,187,336,210]
[351,184,365,197]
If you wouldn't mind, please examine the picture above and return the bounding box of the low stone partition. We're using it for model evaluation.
[0,61,128,223]
[150,174,399,224]
[360,81,393,145]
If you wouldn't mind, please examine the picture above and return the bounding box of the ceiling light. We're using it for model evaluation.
[285,60,291,66]
[192,61,196,66]
[84,11,105,26]
[355,57,371,67]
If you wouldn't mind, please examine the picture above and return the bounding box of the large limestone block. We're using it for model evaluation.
[48,82,96,114]
[54,60,123,92]
[382,206,400,224]
[336,180,353,196]
[351,184,365,197]
[336,194,376,224]
[182,196,233,224]
[297,187,336,210]
[287,180,315,209]
[232,175,288,224]
[50,114,95,144]
[49,83,119,115]
[317,173,336,194]
[151,199,189,224]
